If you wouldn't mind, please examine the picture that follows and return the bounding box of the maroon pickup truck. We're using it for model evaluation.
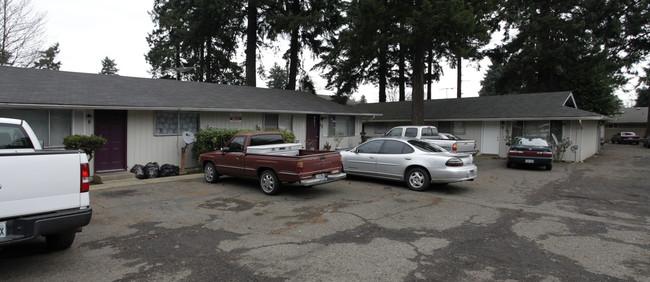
[199,132,346,195]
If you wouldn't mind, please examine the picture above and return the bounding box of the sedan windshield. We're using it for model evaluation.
[408,140,446,152]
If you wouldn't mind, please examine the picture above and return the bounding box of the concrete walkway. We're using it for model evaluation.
[91,173,203,191]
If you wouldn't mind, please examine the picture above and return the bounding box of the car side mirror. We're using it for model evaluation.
[222,147,230,155]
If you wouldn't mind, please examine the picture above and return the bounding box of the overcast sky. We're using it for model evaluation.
[31,0,638,105]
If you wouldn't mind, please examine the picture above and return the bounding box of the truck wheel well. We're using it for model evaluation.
[257,167,275,177]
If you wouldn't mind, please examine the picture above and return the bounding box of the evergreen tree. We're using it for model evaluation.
[359,95,367,104]
[33,42,61,70]
[267,0,346,90]
[483,0,649,115]
[100,56,119,75]
[265,62,288,89]
[146,0,245,84]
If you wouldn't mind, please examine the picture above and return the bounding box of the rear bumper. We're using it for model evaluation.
[508,156,553,165]
[429,165,478,184]
[0,208,92,246]
[299,172,347,186]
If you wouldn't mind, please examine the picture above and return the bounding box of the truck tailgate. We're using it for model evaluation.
[0,151,85,219]
[298,152,342,175]
[455,140,475,153]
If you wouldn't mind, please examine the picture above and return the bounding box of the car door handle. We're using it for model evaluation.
[405,157,412,160]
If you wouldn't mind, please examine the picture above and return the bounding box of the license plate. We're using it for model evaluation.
[0,221,6,238]
[525,159,534,164]
[315,174,325,181]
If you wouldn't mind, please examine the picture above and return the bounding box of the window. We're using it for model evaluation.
[405,128,418,137]
[250,134,284,146]
[373,123,387,135]
[437,121,465,134]
[512,120,562,140]
[0,124,34,149]
[381,140,413,154]
[328,115,355,136]
[228,136,247,152]
[264,114,292,131]
[356,140,384,153]
[0,109,71,147]
[155,112,198,135]
[385,128,403,136]
[421,127,438,137]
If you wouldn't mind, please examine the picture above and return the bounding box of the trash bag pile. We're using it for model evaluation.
[129,162,179,179]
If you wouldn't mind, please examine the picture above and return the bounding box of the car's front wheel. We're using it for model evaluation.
[204,162,219,183]
[405,167,431,191]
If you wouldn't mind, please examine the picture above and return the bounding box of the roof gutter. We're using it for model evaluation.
[0,103,382,117]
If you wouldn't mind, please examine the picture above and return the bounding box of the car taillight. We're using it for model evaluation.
[81,163,90,193]
[508,150,523,155]
[340,155,343,168]
[446,158,464,167]
[542,151,553,157]
[452,143,457,151]
[297,161,304,173]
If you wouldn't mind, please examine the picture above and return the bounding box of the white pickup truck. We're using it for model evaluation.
[0,117,92,250]
[385,125,477,155]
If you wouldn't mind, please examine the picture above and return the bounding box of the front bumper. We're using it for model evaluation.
[0,208,92,246]
[299,172,347,186]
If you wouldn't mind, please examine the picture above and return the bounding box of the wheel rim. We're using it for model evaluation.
[409,171,425,188]
[204,165,214,182]
[261,173,275,193]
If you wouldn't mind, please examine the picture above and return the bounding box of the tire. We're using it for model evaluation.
[405,167,431,191]
[259,170,281,195]
[506,162,512,168]
[46,232,76,251]
[204,162,219,183]
[545,164,552,170]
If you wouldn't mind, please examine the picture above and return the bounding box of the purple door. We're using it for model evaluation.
[306,114,320,150]
[94,110,127,172]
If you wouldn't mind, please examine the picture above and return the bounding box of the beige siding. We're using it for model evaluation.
[200,112,263,130]
[127,111,197,169]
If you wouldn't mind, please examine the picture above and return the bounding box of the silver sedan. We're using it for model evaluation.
[341,137,477,191]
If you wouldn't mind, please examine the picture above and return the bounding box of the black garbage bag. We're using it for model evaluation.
[130,164,146,179]
[144,162,160,178]
[159,164,179,177]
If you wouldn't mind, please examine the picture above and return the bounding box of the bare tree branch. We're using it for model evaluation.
[1,0,46,67]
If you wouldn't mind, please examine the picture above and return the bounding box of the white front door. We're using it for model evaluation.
[481,121,500,155]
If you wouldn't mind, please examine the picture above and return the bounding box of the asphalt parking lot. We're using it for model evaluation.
[1,143,649,281]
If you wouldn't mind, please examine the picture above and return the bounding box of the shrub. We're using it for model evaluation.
[191,128,297,161]
[63,135,107,161]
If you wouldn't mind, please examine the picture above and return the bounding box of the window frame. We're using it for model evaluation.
[328,115,356,137]
[154,111,199,136]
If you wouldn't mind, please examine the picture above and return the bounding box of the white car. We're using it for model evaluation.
[341,137,477,191]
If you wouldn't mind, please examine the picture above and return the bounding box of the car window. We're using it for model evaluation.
[250,134,284,146]
[0,124,33,149]
[357,140,384,153]
[381,140,409,154]
[421,127,438,136]
[408,140,445,152]
[385,128,403,136]
[404,128,418,137]
[228,136,247,152]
